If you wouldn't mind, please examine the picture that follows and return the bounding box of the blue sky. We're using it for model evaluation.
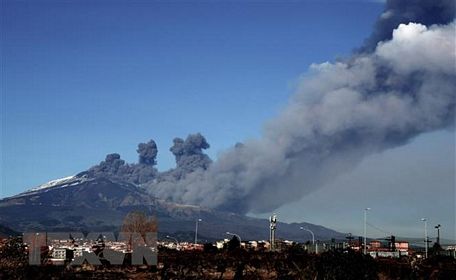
[2,1,454,239]
[2,0,383,194]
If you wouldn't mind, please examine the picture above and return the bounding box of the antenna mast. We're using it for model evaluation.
[269,214,277,251]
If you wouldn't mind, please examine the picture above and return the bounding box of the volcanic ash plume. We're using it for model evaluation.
[150,16,455,213]
[137,140,158,166]
[87,140,159,185]
[360,0,455,52]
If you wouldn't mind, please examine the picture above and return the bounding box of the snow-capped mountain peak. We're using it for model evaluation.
[15,175,92,197]
[30,175,76,191]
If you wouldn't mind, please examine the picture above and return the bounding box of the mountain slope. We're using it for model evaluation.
[0,224,19,238]
[0,175,345,241]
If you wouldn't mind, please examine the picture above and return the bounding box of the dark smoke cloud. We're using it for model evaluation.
[148,1,456,213]
[171,133,211,170]
[93,153,126,175]
[86,140,159,185]
[360,0,455,52]
[85,135,212,185]
[137,140,158,165]
[156,133,212,182]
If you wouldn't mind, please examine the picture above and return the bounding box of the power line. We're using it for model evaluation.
[366,222,391,236]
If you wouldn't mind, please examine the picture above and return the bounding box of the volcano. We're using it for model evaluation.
[0,173,345,242]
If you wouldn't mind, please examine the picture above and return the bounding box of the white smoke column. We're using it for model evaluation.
[151,21,455,213]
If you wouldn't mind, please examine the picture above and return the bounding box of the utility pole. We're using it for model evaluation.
[385,235,396,252]
[364,208,371,254]
[346,233,354,249]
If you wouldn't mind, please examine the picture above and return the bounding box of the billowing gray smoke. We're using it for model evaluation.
[86,134,212,185]
[148,0,456,213]
[86,140,159,185]
[170,133,211,171]
[137,140,158,165]
[83,0,455,214]
[157,133,212,182]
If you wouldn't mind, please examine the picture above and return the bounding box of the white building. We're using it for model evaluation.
[51,248,68,260]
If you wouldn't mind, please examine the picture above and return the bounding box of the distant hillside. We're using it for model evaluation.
[0,224,19,238]
[0,175,345,242]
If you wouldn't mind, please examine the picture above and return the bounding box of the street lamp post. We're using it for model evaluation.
[35,233,40,265]
[299,227,315,244]
[300,227,317,253]
[195,218,202,244]
[226,232,242,243]
[166,235,178,244]
[421,218,428,258]
[364,208,371,255]
[435,224,441,245]
[166,235,179,249]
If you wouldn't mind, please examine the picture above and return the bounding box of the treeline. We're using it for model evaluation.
[1,238,455,279]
